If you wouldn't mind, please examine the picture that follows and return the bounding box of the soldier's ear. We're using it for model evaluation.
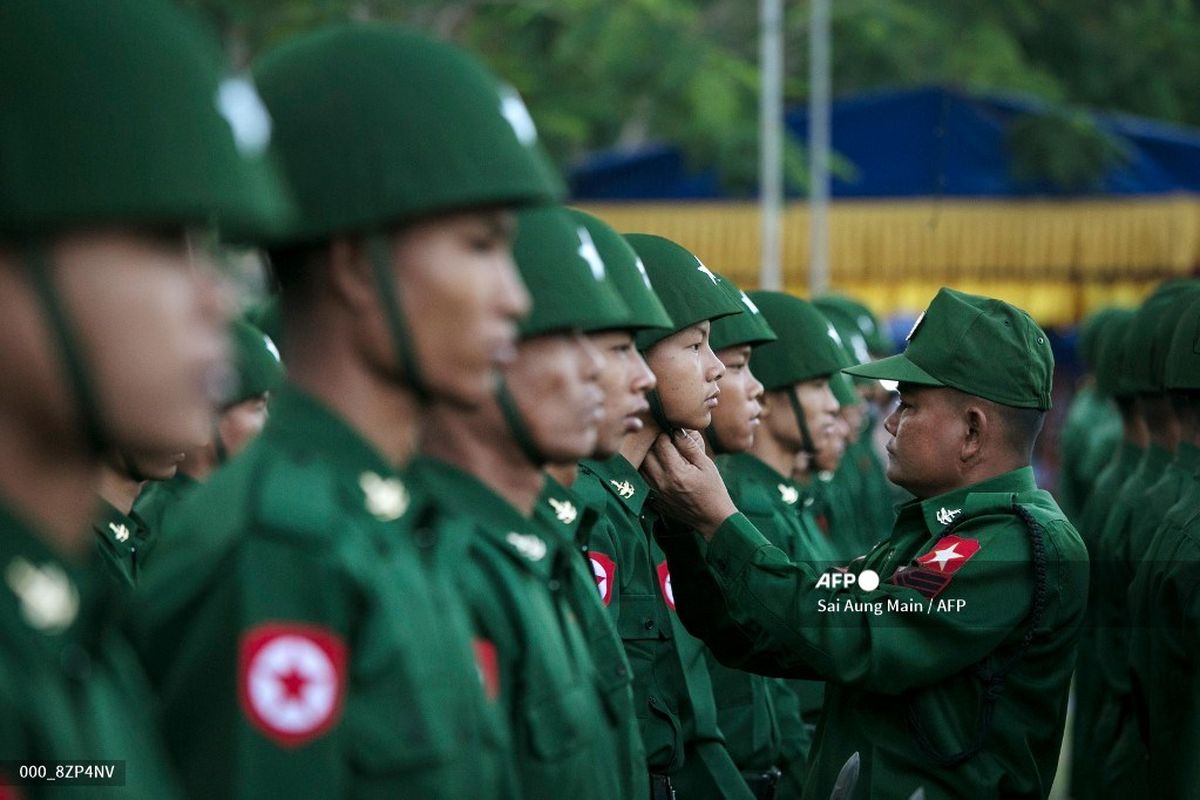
[326,237,376,314]
[961,403,987,463]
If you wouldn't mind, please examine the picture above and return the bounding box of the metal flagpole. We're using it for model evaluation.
[759,0,783,290]
[808,0,831,296]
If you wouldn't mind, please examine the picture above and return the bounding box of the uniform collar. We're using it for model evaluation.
[900,466,1038,536]
[580,454,650,515]
[265,383,397,479]
[411,456,555,576]
[719,452,804,508]
[92,498,143,555]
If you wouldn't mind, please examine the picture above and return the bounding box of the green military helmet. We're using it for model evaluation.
[1077,307,1123,374]
[709,279,777,351]
[846,287,1053,410]
[512,207,630,337]
[254,23,562,245]
[565,209,673,332]
[1094,309,1136,399]
[1165,293,1200,390]
[814,294,892,356]
[0,0,291,239]
[245,296,283,352]
[624,235,744,351]
[747,291,849,391]
[226,319,285,408]
[1120,280,1200,395]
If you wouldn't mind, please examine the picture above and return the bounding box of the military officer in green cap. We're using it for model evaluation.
[573,234,753,799]
[131,22,559,797]
[409,205,631,799]
[133,317,284,546]
[644,287,1088,798]
[0,0,290,794]
[1090,280,1200,796]
[537,208,673,800]
[1127,291,1200,798]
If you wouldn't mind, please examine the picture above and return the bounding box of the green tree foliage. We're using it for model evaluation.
[185,0,1200,195]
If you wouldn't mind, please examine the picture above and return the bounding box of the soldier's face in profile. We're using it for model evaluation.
[813,412,849,473]
[645,322,725,431]
[219,393,270,459]
[502,331,604,463]
[13,230,230,453]
[709,345,763,452]
[794,377,839,448]
[883,383,967,498]
[588,330,654,458]
[389,210,530,406]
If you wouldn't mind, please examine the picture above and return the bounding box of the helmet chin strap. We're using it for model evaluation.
[24,243,108,455]
[494,375,547,466]
[786,387,818,457]
[366,233,430,402]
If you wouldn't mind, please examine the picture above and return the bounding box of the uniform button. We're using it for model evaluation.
[616,665,628,678]
[548,579,561,592]
[648,696,659,708]
[643,619,655,631]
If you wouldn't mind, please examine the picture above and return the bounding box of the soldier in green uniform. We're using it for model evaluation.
[702,284,821,799]
[1128,291,1200,798]
[645,287,1088,798]
[537,208,673,800]
[573,234,754,800]
[1068,306,1140,799]
[130,24,559,798]
[1091,281,1200,796]
[134,317,284,543]
[409,205,633,799]
[0,0,291,794]
[93,449,185,588]
[1055,308,1124,527]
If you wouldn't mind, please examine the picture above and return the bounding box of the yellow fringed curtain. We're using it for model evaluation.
[575,196,1200,326]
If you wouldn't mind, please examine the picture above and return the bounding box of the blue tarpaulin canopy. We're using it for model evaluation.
[570,85,1200,200]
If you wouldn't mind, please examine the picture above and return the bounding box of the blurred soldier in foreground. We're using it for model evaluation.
[646,288,1088,798]
[0,0,289,793]
[130,23,559,797]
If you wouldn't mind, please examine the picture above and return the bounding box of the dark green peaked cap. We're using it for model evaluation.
[710,280,778,351]
[625,235,744,350]
[1094,309,1135,398]
[0,0,292,240]
[254,24,562,245]
[513,207,630,337]
[227,319,285,406]
[1166,293,1200,390]
[814,294,892,356]
[1121,280,1200,394]
[566,209,673,332]
[748,291,849,390]
[845,287,1053,410]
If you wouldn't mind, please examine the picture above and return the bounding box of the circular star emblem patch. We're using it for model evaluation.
[239,623,346,748]
[589,552,616,607]
[657,561,675,611]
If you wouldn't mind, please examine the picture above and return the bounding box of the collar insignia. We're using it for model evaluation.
[506,532,547,562]
[547,497,578,525]
[778,484,800,505]
[108,522,130,543]
[610,479,636,499]
[935,507,962,526]
[359,472,409,522]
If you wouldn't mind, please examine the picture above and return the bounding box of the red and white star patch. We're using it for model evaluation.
[657,561,675,611]
[589,552,616,607]
[915,534,980,575]
[473,638,500,702]
[239,623,346,748]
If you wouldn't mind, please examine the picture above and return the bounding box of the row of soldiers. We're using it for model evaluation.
[0,2,1147,799]
[1059,281,1200,800]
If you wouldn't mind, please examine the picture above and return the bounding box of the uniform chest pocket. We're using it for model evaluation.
[522,682,593,763]
[616,595,672,642]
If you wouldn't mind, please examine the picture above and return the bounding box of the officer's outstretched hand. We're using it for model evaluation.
[642,430,739,540]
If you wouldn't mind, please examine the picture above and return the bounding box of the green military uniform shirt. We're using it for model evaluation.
[0,502,182,798]
[533,475,649,800]
[129,386,506,799]
[92,500,150,589]
[1055,384,1121,526]
[409,457,610,800]
[658,467,1088,799]
[1127,459,1200,798]
[834,423,895,552]
[575,455,753,799]
[131,471,199,567]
